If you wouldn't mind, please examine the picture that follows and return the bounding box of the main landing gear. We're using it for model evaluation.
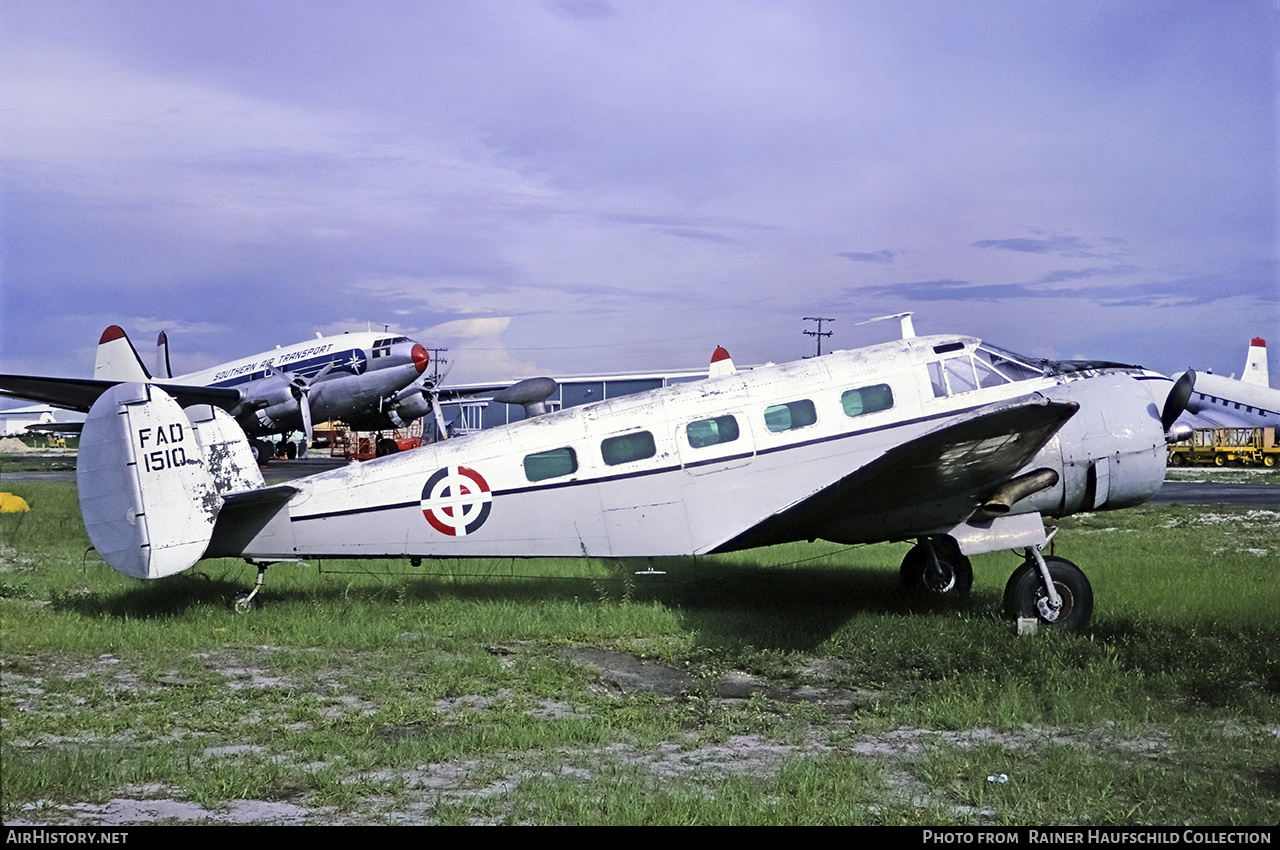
[1003,539,1094,632]
[902,530,1095,633]
[900,536,973,598]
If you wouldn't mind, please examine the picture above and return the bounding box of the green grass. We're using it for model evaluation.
[2,481,1278,825]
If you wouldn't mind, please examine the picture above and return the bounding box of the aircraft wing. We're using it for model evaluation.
[434,380,529,402]
[714,395,1079,551]
[0,374,242,413]
[24,422,85,435]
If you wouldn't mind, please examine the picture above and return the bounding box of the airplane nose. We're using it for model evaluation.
[412,344,430,374]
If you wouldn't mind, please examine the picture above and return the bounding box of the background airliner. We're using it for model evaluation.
[0,325,434,444]
[1176,337,1278,429]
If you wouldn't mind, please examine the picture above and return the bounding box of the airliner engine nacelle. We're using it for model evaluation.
[250,376,302,433]
[388,386,433,429]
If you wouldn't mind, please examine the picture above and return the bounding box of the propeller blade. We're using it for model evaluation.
[430,391,449,441]
[1161,369,1196,435]
[428,358,456,388]
[300,391,314,441]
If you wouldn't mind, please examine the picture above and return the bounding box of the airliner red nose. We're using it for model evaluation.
[412,343,430,374]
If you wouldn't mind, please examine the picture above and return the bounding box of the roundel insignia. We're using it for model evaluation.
[420,466,492,537]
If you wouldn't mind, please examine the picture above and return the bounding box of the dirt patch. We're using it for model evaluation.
[568,648,877,708]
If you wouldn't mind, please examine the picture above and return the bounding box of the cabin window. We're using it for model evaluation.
[523,447,578,482]
[841,384,894,417]
[601,431,657,466]
[764,399,817,433]
[686,415,740,448]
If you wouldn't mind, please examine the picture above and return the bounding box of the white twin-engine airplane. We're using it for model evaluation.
[0,325,436,444]
[75,328,1196,633]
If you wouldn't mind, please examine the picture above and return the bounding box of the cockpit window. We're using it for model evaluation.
[975,345,1046,382]
[928,345,1047,398]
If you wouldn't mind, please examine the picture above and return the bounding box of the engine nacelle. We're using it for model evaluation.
[249,377,300,431]
[388,387,433,429]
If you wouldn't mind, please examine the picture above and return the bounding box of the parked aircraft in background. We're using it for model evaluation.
[73,326,1195,633]
[1176,337,1278,429]
[0,325,436,448]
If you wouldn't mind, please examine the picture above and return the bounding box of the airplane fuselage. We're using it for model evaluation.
[1180,371,1280,429]
[177,332,430,437]
[231,335,1175,563]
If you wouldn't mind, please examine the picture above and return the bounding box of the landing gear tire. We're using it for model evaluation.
[251,439,272,466]
[376,438,399,457]
[900,537,973,598]
[231,590,262,614]
[1003,556,1093,632]
[1214,454,1227,467]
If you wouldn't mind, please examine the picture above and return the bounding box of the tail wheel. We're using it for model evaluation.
[1264,456,1275,468]
[231,590,262,613]
[900,536,973,598]
[1214,454,1227,467]
[1003,556,1093,632]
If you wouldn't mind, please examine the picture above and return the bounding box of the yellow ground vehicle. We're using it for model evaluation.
[1168,427,1278,468]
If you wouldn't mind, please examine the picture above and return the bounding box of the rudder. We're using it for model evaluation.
[77,383,218,579]
[94,325,151,382]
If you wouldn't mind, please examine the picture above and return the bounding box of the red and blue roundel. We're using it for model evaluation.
[420,466,492,536]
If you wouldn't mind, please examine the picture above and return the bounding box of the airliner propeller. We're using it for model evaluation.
[268,362,334,441]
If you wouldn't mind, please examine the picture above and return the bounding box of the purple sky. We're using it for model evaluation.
[2,0,1276,392]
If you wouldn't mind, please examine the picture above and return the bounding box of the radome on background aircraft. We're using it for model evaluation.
[0,325,441,444]
[73,315,1197,633]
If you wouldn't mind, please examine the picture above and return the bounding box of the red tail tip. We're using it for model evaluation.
[711,345,731,363]
[99,325,127,344]
[1251,337,1266,347]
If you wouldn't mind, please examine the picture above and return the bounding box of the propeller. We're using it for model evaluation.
[268,361,335,441]
[1161,369,1196,442]
[425,359,456,440]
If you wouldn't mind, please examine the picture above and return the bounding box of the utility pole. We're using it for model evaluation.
[803,316,834,357]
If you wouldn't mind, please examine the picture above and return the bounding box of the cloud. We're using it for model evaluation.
[838,250,898,264]
[970,235,1113,258]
